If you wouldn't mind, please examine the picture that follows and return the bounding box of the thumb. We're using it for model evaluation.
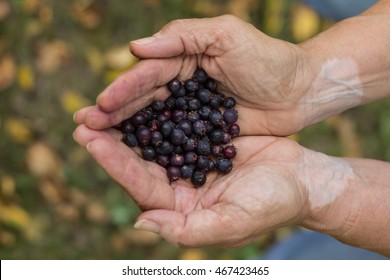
[129,15,244,59]
[134,205,249,247]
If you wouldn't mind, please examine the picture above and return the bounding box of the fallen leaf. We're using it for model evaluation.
[4,118,33,144]
[60,90,90,114]
[39,179,63,204]
[55,203,80,221]
[35,40,71,74]
[85,46,105,73]
[0,55,16,90]
[85,200,109,224]
[1,174,15,199]
[71,0,104,29]
[0,229,16,247]
[18,63,35,92]
[0,0,10,21]
[105,45,137,70]
[69,188,88,208]
[292,3,320,42]
[180,249,208,260]
[0,202,31,231]
[26,142,62,179]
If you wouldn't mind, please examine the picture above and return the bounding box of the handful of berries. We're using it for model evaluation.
[118,68,239,186]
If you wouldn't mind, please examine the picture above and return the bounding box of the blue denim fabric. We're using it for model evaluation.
[263,230,388,260]
[302,0,378,20]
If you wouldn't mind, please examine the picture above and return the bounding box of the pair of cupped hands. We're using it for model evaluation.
[73,15,323,247]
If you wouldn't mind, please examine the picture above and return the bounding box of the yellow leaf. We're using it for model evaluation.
[18,64,35,92]
[85,47,104,73]
[0,202,31,230]
[1,174,15,199]
[292,4,320,42]
[180,249,208,260]
[4,118,32,144]
[36,40,71,74]
[105,45,137,70]
[60,90,89,114]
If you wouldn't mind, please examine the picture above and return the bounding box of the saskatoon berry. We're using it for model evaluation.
[191,170,206,186]
[199,106,212,119]
[175,97,188,110]
[157,113,169,123]
[183,138,197,152]
[193,120,207,136]
[209,109,223,126]
[156,154,169,167]
[123,133,138,147]
[216,157,233,173]
[184,151,198,164]
[180,165,194,179]
[187,97,201,111]
[177,120,193,136]
[172,145,183,155]
[167,166,181,181]
[228,124,240,138]
[142,108,154,122]
[223,97,236,109]
[171,109,187,123]
[151,131,163,147]
[187,111,200,123]
[223,145,237,159]
[170,154,185,167]
[147,119,160,132]
[184,79,199,92]
[209,95,222,109]
[196,155,211,171]
[160,120,175,138]
[211,145,224,156]
[156,141,174,155]
[209,128,224,144]
[197,136,211,156]
[151,100,165,112]
[167,79,181,95]
[121,119,135,134]
[131,112,147,127]
[223,109,238,124]
[197,89,212,104]
[222,132,232,144]
[193,68,208,83]
[136,126,151,146]
[170,128,187,146]
[205,79,217,91]
[165,96,176,109]
[142,146,156,161]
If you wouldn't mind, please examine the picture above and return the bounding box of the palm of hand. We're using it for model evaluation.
[74,124,306,247]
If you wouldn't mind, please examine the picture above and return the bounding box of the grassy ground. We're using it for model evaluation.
[1,0,389,260]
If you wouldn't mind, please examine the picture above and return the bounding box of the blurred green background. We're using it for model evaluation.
[1,0,389,260]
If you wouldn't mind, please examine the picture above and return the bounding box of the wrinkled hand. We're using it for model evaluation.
[73,124,308,247]
[74,15,310,136]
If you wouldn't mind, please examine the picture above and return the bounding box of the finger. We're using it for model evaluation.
[73,105,98,125]
[97,58,182,113]
[73,124,122,147]
[74,125,175,210]
[135,204,252,247]
[130,15,243,59]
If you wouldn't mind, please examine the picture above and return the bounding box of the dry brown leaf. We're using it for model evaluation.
[36,40,71,74]
[71,0,104,29]
[179,249,208,260]
[1,174,15,199]
[39,179,63,204]
[26,142,62,179]
[55,203,80,221]
[105,45,137,70]
[0,55,16,90]
[85,200,109,224]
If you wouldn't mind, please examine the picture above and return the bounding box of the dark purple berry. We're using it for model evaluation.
[160,120,175,138]
[211,145,224,156]
[136,126,151,146]
[156,141,174,155]
[172,145,183,155]
[197,89,212,104]
[193,120,207,136]
[180,165,194,179]
[197,137,211,155]
[156,154,169,167]
[123,133,138,147]
[183,138,197,152]
[167,166,181,181]
[175,97,188,110]
[223,145,237,159]
[171,109,187,123]
[209,129,224,144]
[121,119,135,133]
[151,131,163,147]
[174,86,186,98]
[196,155,210,171]
[170,154,185,167]
[207,159,216,171]
[223,97,236,108]
[205,79,217,91]
[223,109,238,124]
[151,100,165,112]
[131,112,146,127]
[199,106,212,120]
[165,96,176,109]
[142,146,156,161]
[216,157,233,173]
[167,79,181,95]
[157,113,170,123]
[228,124,240,137]
[147,119,160,132]
[222,132,232,144]
[191,170,206,186]
[187,97,201,111]
[177,120,193,136]
[209,95,222,109]
[187,111,200,123]
[209,109,223,126]
[193,68,208,83]
[170,128,187,146]
[184,79,199,92]
[184,151,198,164]
[142,108,154,122]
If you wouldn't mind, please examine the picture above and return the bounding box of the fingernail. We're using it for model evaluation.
[134,219,160,233]
[131,36,156,45]
[73,111,78,123]
[86,142,92,153]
